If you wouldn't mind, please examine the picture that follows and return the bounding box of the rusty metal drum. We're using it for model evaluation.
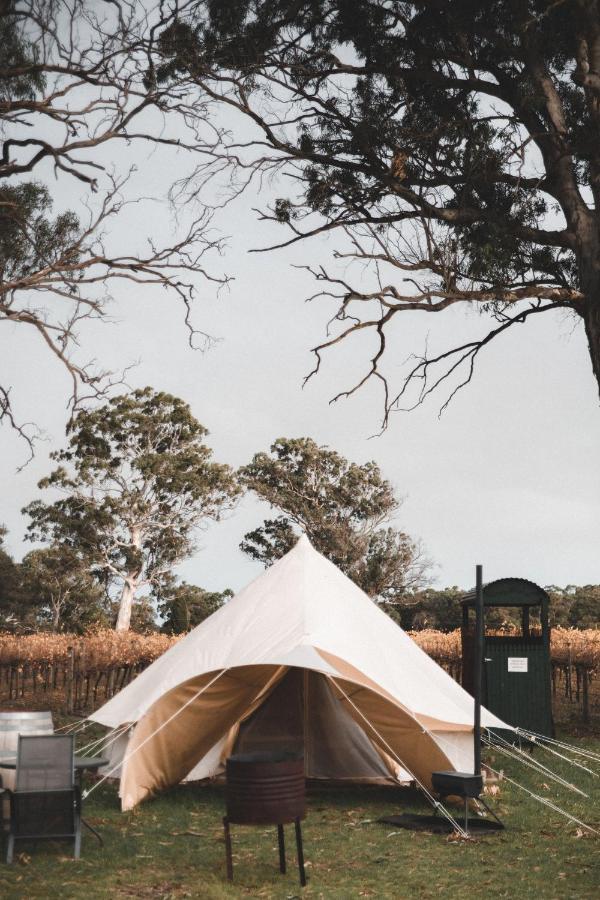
[225,751,305,825]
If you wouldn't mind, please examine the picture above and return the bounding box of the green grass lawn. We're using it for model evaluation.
[2,737,599,899]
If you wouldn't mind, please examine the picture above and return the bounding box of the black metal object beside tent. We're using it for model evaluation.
[380,565,504,838]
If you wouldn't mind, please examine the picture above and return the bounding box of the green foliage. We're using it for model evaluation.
[24,388,240,630]
[187,0,579,292]
[547,585,600,628]
[386,586,465,632]
[568,585,600,628]
[393,584,600,632]
[0,3,45,104]
[0,182,80,284]
[239,436,428,599]
[127,596,161,634]
[157,579,233,634]
[1,736,600,899]
[169,592,191,634]
[0,524,23,629]
[19,545,108,633]
[0,4,232,448]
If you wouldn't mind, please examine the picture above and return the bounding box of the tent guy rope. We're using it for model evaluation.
[485,730,589,798]
[516,738,599,779]
[78,722,130,759]
[413,722,598,835]
[517,728,600,765]
[82,667,231,800]
[54,718,88,735]
[482,756,599,836]
[328,675,469,839]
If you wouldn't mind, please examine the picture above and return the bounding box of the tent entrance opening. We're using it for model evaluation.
[234,668,394,783]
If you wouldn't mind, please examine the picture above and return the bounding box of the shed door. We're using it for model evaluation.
[484,638,552,736]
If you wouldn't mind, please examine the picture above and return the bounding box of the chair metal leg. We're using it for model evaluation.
[6,833,14,865]
[74,810,82,859]
[277,823,286,874]
[294,818,306,887]
[223,816,233,881]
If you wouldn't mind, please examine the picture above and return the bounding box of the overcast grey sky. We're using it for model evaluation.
[2,105,599,596]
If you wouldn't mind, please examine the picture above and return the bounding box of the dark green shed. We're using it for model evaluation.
[461,578,553,737]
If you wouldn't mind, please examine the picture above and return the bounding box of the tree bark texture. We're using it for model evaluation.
[577,230,600,400]
[583,298,600,399]
[115,577,137,632]
[115,524,143,632]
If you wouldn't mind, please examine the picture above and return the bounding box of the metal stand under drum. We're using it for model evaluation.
[223,815,306,887]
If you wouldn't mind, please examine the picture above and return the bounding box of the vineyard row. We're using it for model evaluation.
[0,627,597,720]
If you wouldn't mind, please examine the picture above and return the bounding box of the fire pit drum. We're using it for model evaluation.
[223,751,306,886]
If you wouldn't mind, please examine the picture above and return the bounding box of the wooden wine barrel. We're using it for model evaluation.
[0,710,54,791]
[225,751,305,825]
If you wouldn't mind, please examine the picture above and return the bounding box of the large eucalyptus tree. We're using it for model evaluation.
[153,0,600,416]
[24,388,239,631]
[240,436,430,600]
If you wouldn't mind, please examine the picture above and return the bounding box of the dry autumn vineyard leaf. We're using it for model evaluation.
[0,626,597,681]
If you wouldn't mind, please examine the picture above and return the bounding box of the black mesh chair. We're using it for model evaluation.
[5,734,81,864]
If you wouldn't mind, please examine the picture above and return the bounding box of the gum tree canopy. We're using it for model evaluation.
[156,0,600,416]
[240,436,430,600]
[24,388,240,631]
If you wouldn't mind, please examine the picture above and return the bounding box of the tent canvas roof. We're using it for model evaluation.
[92,535,505,732]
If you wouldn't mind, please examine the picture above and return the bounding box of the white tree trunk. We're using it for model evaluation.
[115,524,143,632]
[51,599,61,632]
[115,577,137,632]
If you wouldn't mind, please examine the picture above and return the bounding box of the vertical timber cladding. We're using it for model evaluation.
[484,637,553,737]
[461,579,553,737]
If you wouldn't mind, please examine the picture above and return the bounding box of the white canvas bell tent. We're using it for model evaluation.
[90,535,509,810]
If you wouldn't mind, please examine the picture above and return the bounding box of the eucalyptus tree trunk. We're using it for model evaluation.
[116,577,138,632]
[578,230,600,402]
[115,525,143,632]
[583,298,600,400]
[52,600,61,632]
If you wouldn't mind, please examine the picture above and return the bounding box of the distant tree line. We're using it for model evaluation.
[1,387,430,634]
[385,585,600,632]
[2,522,598,635]
[1,386,597,636]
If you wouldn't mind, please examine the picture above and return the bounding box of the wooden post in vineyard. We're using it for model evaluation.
[65,646,75,714]
[582,668,590,724]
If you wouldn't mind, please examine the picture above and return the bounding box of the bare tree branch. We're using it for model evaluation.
[145,1,600,415]
[0,0,231,453]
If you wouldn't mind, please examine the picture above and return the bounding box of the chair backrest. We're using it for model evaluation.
[16,734,75,791]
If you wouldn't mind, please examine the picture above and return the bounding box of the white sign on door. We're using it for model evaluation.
[507,657,528,673]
